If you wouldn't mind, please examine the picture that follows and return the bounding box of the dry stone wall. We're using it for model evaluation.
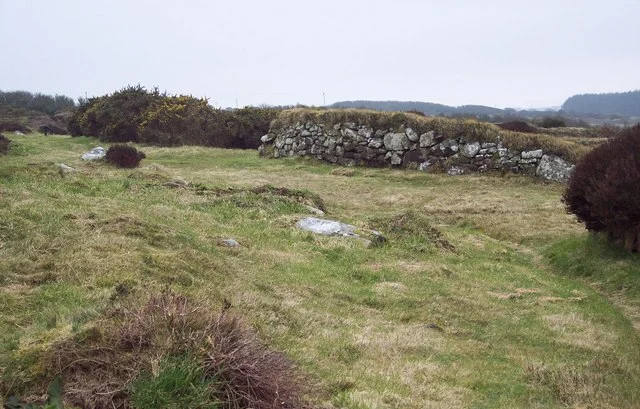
[259,120,575,182]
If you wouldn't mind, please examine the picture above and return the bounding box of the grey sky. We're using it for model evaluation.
[1,0,639,108]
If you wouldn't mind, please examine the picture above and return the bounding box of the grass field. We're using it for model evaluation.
[1,135,639,408]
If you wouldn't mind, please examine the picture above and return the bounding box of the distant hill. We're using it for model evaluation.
[562,90,640,116]
[329,100,542,118]
[330,100,456,115]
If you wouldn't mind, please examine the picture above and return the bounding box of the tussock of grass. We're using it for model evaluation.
[40,291,310,409]
[200,184,326,213]
[369,211,455,251]
[526,359,638,408]
[272,108,591,162]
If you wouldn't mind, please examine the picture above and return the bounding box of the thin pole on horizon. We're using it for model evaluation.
[323,92,326,107]
[235,98,238,109]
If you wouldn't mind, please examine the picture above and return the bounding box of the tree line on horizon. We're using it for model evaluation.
[0,90,76,116]
[331,90,640,120]
[561,90,640,116]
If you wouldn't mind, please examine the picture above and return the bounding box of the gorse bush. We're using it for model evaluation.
[68,85,280,149]
[563,124,640,252]
[105,144,146,168]
[68,85,163,142]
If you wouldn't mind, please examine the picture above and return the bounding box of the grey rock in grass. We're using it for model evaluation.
[58,163,76,175]
[81,146,106,161]
[305,205,325,216]
[536,154,575,182]
[260,133,275,143]
[447,166,468,176]
[296,217,386,245]
[163,178,190,188]
[221,239,240,247]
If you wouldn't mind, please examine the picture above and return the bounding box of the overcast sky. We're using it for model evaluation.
[1,0,639,108]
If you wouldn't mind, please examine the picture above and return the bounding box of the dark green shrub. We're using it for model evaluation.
[497,120,538,133]
[0,134,11,154]
[539,116,567,128]
[105,144,146,168]
[68,85,163,141]
[0,121,31,133]
[68,85,281,148]
[563,124,640,252]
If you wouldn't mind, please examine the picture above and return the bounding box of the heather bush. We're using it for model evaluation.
[563,124,640,252]
[105,144,146,168]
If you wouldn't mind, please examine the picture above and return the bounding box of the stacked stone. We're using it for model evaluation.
[259,121,574,182]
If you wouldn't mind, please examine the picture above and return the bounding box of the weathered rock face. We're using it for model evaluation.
[536,154,575,182]
[260,120,575,182]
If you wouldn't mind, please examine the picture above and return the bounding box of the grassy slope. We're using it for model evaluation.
[1,135,639,408]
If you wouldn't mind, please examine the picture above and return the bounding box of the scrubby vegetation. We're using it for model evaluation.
[68,85,280,149]
[1,91,75,135]
[0,90,75,116]
[0,134,10,155]
[38,292,309,409]
[563,124,640,252]
[496,120,538,133]
[105,145,146,168]
[538,117,567,128]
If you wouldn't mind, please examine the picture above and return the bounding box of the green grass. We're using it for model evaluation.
[1,134,639,408]
[130,354,220,409]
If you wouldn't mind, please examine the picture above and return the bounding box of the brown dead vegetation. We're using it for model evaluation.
[41,291,311,409]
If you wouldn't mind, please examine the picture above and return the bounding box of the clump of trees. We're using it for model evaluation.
[0,90,75,115]
[68,85,280,149]
[562,90,640,116]
[563,124,640,252]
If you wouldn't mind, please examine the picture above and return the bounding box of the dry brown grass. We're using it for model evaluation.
[526,360,630,409]
[42,291,311,409]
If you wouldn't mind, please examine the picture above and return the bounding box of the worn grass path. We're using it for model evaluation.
[1,135,639,408]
